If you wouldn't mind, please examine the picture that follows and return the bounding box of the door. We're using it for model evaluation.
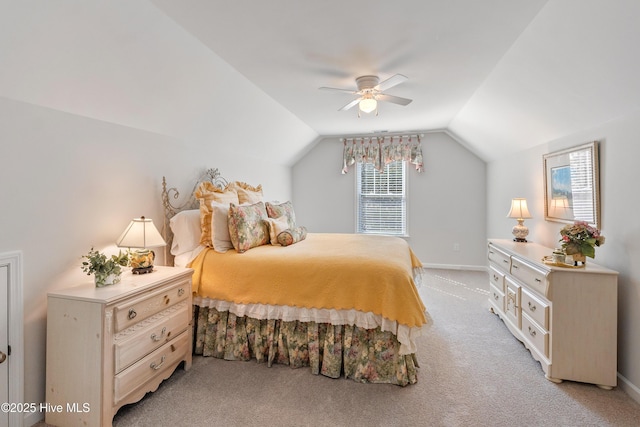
[1,265,8,427]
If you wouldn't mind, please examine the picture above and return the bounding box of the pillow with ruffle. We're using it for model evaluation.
[265,201,296,229]
[195,181,239,247]
[228,202,270,253]
[230,181,263,204]
[266,216,290,246]
[277,226,308,247]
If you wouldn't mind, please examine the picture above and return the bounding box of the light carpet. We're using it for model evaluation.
[40,268,640,426]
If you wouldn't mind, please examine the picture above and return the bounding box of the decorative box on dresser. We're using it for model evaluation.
[487,239,618,389]
[46,266,193,427]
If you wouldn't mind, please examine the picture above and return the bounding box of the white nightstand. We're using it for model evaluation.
[45,266,193,427]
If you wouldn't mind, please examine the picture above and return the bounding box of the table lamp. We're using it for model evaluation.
[116,216,166,274]
[507,198,532,242]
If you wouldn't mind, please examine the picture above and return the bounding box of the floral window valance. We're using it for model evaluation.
[341,134,424,174]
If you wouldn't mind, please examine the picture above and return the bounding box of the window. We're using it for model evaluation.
[356,161,407,236]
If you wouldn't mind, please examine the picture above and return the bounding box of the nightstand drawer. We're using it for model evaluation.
[488,244,511,272]
[114,329,190,404]
[114,279,190,332]
[114,300,190,373]
[510,258,548,297]
[521,288,549,331]
[522,312,549,358]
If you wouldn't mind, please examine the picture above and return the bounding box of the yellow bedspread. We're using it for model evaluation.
[189,233,428,328]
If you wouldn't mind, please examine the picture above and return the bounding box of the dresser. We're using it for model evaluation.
[46,266,193,427]
[487,239,618,389]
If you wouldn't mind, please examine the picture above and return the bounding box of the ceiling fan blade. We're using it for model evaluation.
[339,98,361,111]
[319,86,358,94]
[375,74,408,92]
[377,93,412,106]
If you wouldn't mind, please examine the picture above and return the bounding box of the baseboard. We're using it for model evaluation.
[618,372,640,404]
[421,263,487,272]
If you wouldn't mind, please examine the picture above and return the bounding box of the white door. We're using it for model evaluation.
[0,265,8,427]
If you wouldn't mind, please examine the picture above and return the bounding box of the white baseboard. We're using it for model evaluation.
[421,263,487,272]
[618,372,640,405]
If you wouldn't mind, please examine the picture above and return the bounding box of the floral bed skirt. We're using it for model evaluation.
[193,306,419,386]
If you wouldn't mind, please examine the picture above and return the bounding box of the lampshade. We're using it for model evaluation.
[116,216,166,249]
[507,198,532,219]
[359,97,377,114]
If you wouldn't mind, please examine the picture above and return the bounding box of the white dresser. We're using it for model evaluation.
[46,266,193,427]
[487,239,618,389]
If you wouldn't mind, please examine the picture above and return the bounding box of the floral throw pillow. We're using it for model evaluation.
[228,202,270,253]
[265,201,296,229]
[277,226,308,247]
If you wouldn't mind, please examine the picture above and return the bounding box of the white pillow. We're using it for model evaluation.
[267,216,290,246]
[211,201,234,253]
[169,210,201,256]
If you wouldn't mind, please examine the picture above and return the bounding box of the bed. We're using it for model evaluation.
[161,168,430,386]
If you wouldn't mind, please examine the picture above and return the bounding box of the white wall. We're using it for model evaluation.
[0,4,317,424]
[487,109,640,400]
[292,132,487,268]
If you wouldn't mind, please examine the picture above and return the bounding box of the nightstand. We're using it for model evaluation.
[45,266,193,427]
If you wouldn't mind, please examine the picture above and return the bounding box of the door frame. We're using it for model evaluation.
[1,251,24,427]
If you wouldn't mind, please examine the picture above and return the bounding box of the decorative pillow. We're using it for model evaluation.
[265,201,296,229]
[168,209,201,256]
[227,202,270,253]
[230,181,263,204]
[266,216,290,246]
[195,181,239,247]
[277,226,308,247]
[211,201,234,253]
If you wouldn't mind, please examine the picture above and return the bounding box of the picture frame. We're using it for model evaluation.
[543,141,600,229]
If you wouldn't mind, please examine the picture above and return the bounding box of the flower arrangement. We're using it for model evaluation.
[559,221,605,259]
[81,248,129,287]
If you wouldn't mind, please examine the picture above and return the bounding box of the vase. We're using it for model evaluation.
[95,273,121,287]
[572,253,586,267]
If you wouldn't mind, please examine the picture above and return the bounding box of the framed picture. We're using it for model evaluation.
[543,141,600,228]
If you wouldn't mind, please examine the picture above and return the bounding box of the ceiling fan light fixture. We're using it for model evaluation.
[359,97,377,114]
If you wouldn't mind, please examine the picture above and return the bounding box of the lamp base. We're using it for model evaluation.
[512,220,529,243]
[513,237,528,243]
[132,266,154,275]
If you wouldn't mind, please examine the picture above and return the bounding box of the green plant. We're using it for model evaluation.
[559,221,605,259]
[81,247,129,286]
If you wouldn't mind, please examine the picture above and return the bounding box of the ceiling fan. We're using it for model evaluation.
[319,74,412,116]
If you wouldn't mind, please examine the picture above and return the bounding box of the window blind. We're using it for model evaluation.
[356,161,407,236]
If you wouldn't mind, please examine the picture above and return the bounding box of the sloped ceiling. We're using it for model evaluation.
[3,1,639,163]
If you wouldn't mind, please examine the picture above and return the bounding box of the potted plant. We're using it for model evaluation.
[81,247,129,287]
[559,221,605,266]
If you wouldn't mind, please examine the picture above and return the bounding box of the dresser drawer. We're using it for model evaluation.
[114,301,190,374]
[489,283,505,312]
[114,329,190,404]
[114,279,190,332]
[488,244,511,272]
[510,258,548,297]
[522,312,549,358]
[489,265,505,292]
[521,288,549,331]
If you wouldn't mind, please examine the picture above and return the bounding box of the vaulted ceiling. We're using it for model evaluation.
[3,1,639,163]
[152,0,640,161]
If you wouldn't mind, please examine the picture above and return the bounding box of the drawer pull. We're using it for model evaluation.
[178,288,185,297]
[503,260,509,264]
[150,355,166,371]
[150,327,167,342]
[528,302,537,312]
[493,293,499,301]
[528,326,537,337]
[535,278,542,283]
[512,264,518,269]
[128,309,137,320]
[493,274,499,281]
